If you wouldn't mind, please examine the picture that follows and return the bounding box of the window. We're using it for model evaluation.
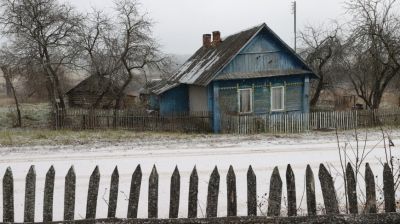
[238,88,253,113]
[271,86,285,111]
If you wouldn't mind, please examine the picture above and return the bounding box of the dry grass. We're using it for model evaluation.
[0,129,207,147]
[0,103,51,129]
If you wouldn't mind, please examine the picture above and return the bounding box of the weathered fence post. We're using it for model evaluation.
[86,166,100,219]
[3,167,14,223]
[24,165,36,223]
[43,166,55,222]
[247,165,257,216]
[64,166,76,221]
[318,164,339,215]
[365,163,377,213]
[227,165,237,217]
[286,164,297,216]
[148,165,159,218]
[346,163,358,214]
[169,166,180,218]
[306,165,316,216]
[267,167,282,217]
[127,165,142,219]
[383,163,396,213]
[108,166,119,218]
[206,166,220,218]
[188,166,198,218]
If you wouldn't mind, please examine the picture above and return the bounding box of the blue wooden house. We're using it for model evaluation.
[154,23,318,133]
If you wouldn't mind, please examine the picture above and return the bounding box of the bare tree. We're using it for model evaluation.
[0,47,22,127]
[75,1,165,109]
[299,25,344,107]
[111,0,164,109]
[76,10,121,109]
[0,0,82,109]
[343,0,400,109]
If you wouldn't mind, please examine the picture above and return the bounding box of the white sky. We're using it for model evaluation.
[65,0,347,55]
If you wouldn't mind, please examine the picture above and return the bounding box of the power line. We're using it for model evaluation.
[292,1,297,52]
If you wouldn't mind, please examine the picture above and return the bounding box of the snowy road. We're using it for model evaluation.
[0,134,398,222]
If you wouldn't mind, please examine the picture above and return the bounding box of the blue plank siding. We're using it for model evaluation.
[159,84,189,115]
[303,75,310,113]
[212,82,221,133]
[218,29,308,76]
[216,75,306,115]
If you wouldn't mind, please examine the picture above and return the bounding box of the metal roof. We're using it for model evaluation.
[155,23,317,94]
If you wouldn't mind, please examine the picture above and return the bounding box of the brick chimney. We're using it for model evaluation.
[212,31,221,46]
[203,34,211,48]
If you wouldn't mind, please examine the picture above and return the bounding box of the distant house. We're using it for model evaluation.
[66,75,139,109]
[154,23,318,132]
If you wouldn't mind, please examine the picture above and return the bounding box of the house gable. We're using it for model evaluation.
[216,27,310,78]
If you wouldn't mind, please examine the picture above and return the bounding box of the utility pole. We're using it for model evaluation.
[292,1,297,52]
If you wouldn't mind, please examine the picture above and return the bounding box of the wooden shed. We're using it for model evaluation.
[65,75,138,109]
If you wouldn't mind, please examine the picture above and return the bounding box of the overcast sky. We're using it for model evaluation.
[65,0,347,55]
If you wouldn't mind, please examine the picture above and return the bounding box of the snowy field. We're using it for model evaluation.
[0,129,399,222]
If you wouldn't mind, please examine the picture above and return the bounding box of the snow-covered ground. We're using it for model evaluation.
[0,129,399,222]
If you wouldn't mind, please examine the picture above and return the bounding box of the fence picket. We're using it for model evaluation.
[206,167,220,218]
[24,165,36,223]
[148,165,159,218]
[267,167,282,217]
[247,165,257,216]
[365,163,377,213]
[226,166,237,217]
[306,165,316,216]
[3,167,14,223]
[383,163,396,213]
[127,165,142,219]
[169,166,180,218]
[43,166,55,222]
[346,163,358,214]
[108,167,119,218]
[86,166,100,219]
[318,164,339,215]
[64,166,76,221]
[286,164,296,217]
[188,166,198,218]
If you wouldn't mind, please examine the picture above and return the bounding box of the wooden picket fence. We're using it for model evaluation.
[221,108,400,134]
[53,109,213,133]
[51,108,400,134]
[2,163,400,223]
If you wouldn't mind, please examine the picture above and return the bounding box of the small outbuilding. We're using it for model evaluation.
[65,75,139,109]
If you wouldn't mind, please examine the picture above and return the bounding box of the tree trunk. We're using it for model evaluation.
[92,80,112,109]
[114,74,132,110]
[310,77,324,107]
[371,91,383,110]
[5,74,12,97]
[1,67,22,127]
[43,57,66,109]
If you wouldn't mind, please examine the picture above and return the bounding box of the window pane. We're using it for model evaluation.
[272,87,283,110]
[239,89,251,113]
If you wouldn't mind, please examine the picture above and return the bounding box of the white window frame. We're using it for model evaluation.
[238,88,253,114]
[271,86,285,111]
